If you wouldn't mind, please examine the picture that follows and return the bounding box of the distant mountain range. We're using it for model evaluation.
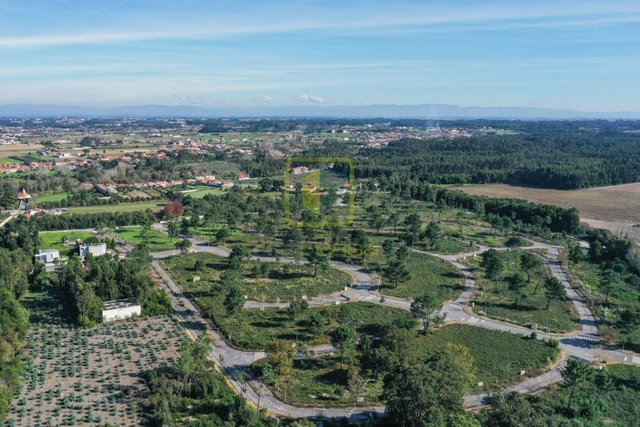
[1,103,639,119]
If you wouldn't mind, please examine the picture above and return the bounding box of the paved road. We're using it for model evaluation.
[46,225,640,419]
[142,232,640,419]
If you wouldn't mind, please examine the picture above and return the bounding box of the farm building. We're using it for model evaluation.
[35,249,60,263]
[102,298,141,322]
[79,243,107,258]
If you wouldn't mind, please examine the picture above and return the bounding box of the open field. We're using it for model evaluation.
[66,201,167,214]
[0,157,23,164]
[381,251,464,302]
[0,143,45,157]
[36,192,71,203]
[466,250,579,332]
[419,324,560,391]
[161,252,352,303]
[114,226,174,252]
[455,183,640,233]
[121,190,151,199]
[255,323,560,406]
[39,231,95,256]
[217,301,407,350]
[183,187,227,198]
[7,293,185,427]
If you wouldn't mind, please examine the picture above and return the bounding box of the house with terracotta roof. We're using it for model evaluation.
[17,189,31,200]
[292,166,309,174]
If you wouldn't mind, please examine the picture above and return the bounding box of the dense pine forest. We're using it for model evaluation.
[328,132,640,189]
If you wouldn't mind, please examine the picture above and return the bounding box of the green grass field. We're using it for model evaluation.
[184,187,227,198]
[467,250,579,333]
[161,252,351,304]
[114,226,175,252]
[257,323,559,406]
[380,251,463,302]
[0,157,22,165]
[418,324,559,391]
[35,192,71,203]
[66,201,168,214]
[39,231,95,256]
[218,301,407,350]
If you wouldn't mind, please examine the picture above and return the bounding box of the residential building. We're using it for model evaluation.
[35,249,60,263]
[79,243,107,258]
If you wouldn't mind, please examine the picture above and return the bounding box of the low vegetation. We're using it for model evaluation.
[468,249,579,332]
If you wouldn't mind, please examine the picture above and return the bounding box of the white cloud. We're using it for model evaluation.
[172,94,207,105]
[295,94,324,103]
[252,95,274,102]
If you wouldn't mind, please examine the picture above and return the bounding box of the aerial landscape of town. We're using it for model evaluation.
[1,1,640,426]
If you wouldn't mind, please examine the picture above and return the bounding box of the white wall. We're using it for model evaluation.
[102,305,141,322]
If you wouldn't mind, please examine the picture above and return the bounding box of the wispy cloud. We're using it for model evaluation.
[251,95,274,102]
[295,94,325,103]
[1,1,639,48]
[172,94,207,105]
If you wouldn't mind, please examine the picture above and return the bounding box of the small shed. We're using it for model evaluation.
[102,298,141,322]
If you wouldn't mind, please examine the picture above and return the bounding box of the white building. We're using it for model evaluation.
[35,249,60,263]
[102,298,141,322]
[79,243,107,258]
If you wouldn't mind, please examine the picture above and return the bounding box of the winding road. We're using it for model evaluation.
[137,228,640,422]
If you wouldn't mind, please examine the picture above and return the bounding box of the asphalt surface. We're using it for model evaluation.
[46,224,640,420]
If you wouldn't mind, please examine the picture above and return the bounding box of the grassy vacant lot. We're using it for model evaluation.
[538,364,640,426]
[185,187,227,198]
[162,252,351,303]
[381,251,463,303]
[221,301,407,350]
[115,226,174,252]
[8,293,185,427]
[455,183,640,224]
[263,355,385,407]
[66,201,167,214]
[259,324,559,406]
[419,324,559,391]
[467,250,579,333]
[36,192,71,203]
[39,231,95,256]
[569,259,640,313]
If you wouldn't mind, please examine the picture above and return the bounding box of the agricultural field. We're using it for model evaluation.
[455,183,640,226]
[121,190,152,199]
[380,251,464,303]
[35,192,71,203]
[114,226,174,252]
[0,143,45,157]
[0,157,22,164]
[39,231,95,257]
[466,250,579,333]
[183,187,227,198]
[161,252,351,302]
[7,293,186,427]
[255,324,560,407]
[66,201,168,214]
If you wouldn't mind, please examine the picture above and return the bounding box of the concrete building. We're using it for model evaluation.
[35,249,60,263]
[79,243,107,258]
[102,298,141,322]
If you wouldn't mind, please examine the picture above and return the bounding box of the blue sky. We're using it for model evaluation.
[1,0,639,111]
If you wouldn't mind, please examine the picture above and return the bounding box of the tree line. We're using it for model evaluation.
[329,132,640,189]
